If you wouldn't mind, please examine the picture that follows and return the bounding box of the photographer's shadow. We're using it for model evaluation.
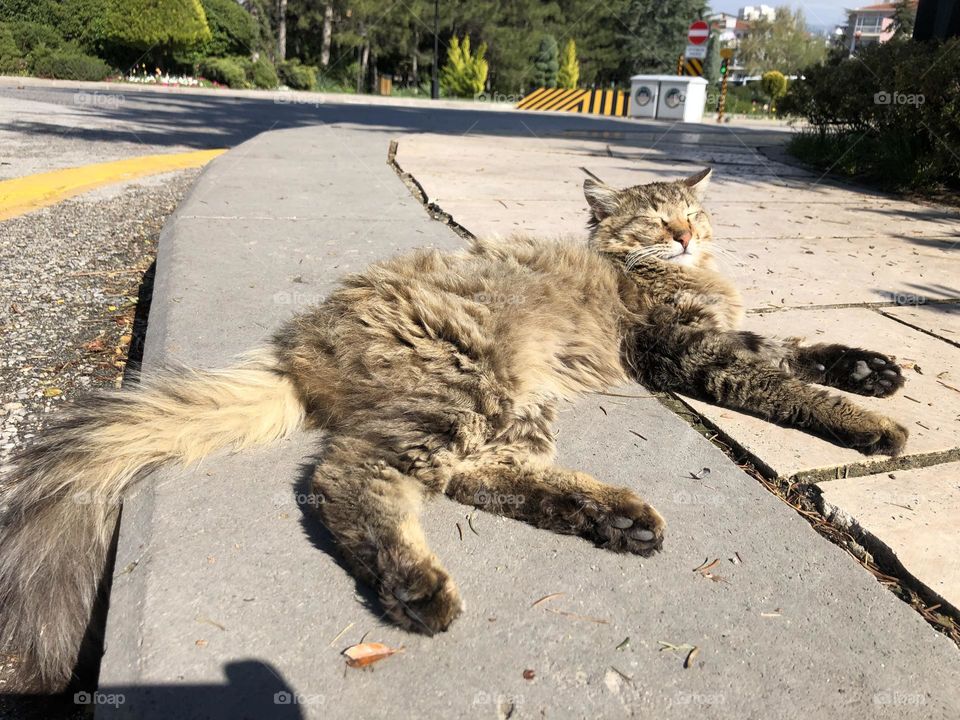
[95,659,306,719]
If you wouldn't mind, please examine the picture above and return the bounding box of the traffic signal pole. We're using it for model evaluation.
[716,63,728,122]
[716,50,732,123]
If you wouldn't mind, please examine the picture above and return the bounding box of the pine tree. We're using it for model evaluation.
[532,34,559,88]
[557,38,579,88]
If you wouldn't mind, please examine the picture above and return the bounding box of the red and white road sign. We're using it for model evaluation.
[688,20,710,45]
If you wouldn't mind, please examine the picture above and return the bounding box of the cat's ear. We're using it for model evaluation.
[682,168,712,201]
[583,178,621,221]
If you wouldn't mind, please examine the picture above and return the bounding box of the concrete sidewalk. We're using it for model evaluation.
[98,123,960,719]
[395,129,960,617]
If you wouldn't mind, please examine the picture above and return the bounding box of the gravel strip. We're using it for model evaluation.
[0,169,199,714]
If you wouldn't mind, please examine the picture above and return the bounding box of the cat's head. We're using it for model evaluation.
[584,169,714,269]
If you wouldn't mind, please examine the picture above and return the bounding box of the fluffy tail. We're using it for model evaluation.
[0,350,305,691]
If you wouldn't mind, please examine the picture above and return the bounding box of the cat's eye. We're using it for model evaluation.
[686,209,700,218]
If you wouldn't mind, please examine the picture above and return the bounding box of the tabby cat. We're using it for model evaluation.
[0,168,907,691]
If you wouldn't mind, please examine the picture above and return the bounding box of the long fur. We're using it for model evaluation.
[0,350,304,691]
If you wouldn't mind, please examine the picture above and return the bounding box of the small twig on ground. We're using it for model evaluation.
[329,622,355,647]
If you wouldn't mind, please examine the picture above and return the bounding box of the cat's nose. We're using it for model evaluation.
[675,231,692,250]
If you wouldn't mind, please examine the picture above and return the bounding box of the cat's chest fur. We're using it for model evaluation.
[618,260,744,333]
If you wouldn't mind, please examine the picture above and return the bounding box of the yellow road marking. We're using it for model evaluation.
[0,149,226,221]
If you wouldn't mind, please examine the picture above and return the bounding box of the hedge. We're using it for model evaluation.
[277,59,317,91]
[31,49,112,81]
[780,39,960,192]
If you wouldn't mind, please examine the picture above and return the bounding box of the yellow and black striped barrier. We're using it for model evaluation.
[517,88,628,117]
[682,58,704,77]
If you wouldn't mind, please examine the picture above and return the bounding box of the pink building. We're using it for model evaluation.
[845,2,916,52]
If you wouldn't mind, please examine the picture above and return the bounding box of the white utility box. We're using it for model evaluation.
[629,75,708,123]
[628,77,659,118]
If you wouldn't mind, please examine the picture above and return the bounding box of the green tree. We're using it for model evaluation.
[615,0,707,77]
[760,69,788,110]
[556,38,579,88]
[200,0,257,56]
[891,0,916,38]
[440,34,487,97]
[532,34,559,87]
[703,31,721,83]
[737,6,826,76]
[175,0,259,67]
[105,0,211,64]
[448,0,559,93]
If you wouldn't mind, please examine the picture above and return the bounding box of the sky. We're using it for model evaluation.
[708,1,849,31]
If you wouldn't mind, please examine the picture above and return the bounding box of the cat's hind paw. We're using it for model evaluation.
[843,414,909,456]
[378,553,464,635]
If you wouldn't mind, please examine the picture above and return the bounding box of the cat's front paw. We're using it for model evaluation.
[804,346,905,397]
[378,553,464,635]
[587,489,666,556]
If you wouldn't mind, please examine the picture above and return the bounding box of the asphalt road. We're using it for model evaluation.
[0,80,792,173]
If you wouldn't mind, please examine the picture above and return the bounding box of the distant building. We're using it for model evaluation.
[739,5,776,22]
[708,12,752,45]
[844,2,917,53]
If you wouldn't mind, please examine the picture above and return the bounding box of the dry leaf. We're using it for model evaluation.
[82,338,106,352]
[343,642,404,668]
[42,388,62,398]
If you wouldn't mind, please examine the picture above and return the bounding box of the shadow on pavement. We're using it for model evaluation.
[2,660,304,720]
[0,85,791,151]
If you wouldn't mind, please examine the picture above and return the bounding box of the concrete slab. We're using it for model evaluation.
[817,462,960,612]
[681,308,960,478]
[883,303,960,348]
[393,127,960,665]
[393,134,960,310]
[96,125,960,719]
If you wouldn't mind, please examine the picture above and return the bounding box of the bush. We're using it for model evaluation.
[557,38,579,90]
[781,38,960,193]
[760,70,787,106]
[532,35,558,88]
[0,0,110,54]
[8,20,63,54]
[246,56,277,89]
[198,55,246,88]
[440,35,487,98]
[0,0,56,26]
[175,0,257,66]
[105,0,210,51]
[200,0,256,56]
[31,49,111,80]
[278,59,317,91]
[0,21,25,73]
